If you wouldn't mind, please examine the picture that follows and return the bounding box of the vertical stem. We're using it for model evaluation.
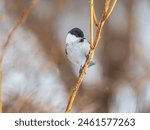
[65,0,117,113]
[90,0,94,49]
[0,59,2,112]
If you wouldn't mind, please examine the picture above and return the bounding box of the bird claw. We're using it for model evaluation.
[79,66,86,75]
[88,61,95,68]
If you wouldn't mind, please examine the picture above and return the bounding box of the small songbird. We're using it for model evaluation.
[65,28,95,73]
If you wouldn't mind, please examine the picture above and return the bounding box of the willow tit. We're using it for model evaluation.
[65,28,95,73]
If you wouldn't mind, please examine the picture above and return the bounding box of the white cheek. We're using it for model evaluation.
[66,33,78,44]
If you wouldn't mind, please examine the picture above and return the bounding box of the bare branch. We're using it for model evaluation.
[105,0,118,20]
[65,0,117,113]
[90,0,94,48]
[93,8,98,27]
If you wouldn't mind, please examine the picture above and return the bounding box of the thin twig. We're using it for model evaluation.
[65,0,117,113]
[1,0,37,53]
[105,0,118,20]
[0,60,2,113]
[105,0,110,14]
[90,0,94,49]
[93,0,118,48]
[93,8,98,27]
[0,0,37,113]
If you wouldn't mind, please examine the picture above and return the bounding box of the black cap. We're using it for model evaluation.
[68,28,84,38]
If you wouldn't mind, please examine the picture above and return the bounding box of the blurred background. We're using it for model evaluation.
[1,0,150,112]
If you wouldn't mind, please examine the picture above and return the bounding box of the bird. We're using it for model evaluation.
[65,28,95,74]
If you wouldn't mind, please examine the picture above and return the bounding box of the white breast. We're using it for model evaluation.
[65,34,90,66]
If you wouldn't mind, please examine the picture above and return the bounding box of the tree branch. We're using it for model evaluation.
[93,7,98,27]
[65,0,118,113]
[90,0,94,49]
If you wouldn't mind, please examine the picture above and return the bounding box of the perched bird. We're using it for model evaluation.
[65,28,95,73]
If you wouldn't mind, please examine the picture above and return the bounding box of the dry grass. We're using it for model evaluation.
[0,0,37,113]
[65,0,118,113]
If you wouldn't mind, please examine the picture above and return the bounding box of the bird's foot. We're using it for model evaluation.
[79,66,86,75]
[88,61,95,68]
